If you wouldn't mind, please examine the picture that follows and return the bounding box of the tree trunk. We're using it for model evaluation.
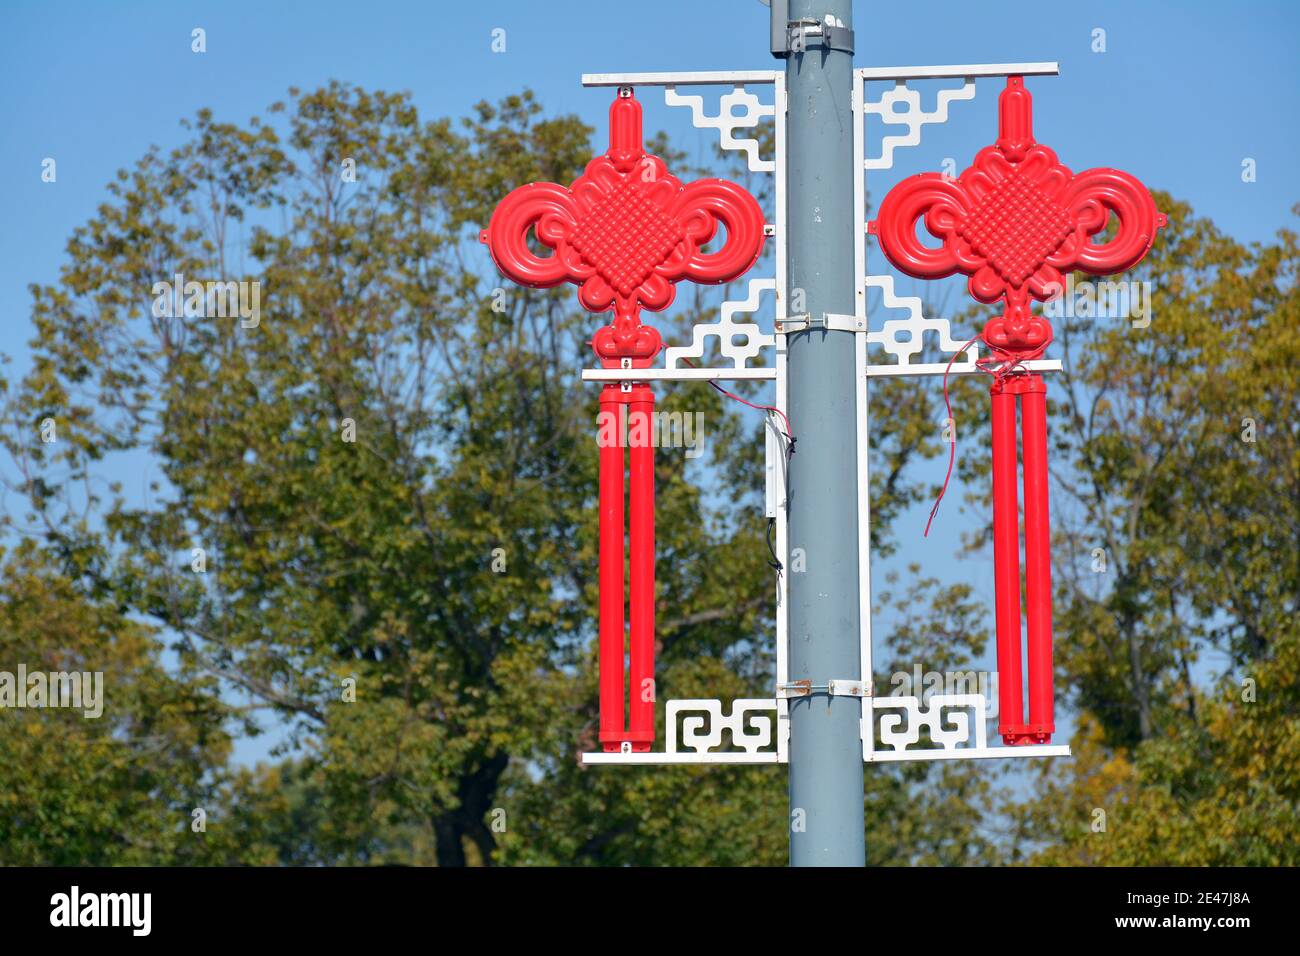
[432,751,510,867]
[432,816,466,868]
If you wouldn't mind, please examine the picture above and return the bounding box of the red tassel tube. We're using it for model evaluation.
[598,386,626,750]
[1020,378,1054,742]
[990,382,1025,741]
[627,387,656,749]
[597,383,656,752]
[989,373,1055,745]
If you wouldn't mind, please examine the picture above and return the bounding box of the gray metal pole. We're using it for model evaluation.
[784,0,866,866]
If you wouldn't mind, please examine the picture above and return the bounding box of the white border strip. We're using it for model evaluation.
[581,751,779,765]
[869,744,1071,763]
[579,361,1058,382]
[581,368,776,382]
[583,70,779,88]
[773,72,791,763]
[856,62,1059,81]
[580,744,1070,765]
[851,70,874,761]
[867,359,1062,378]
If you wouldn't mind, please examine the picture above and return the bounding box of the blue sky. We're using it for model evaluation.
[2,0,1296,765]
[4,0,1297,322]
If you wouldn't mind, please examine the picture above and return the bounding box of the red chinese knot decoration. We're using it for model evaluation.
[482,88,767,369]
[481,89,767,751]
[871,77,1166,745]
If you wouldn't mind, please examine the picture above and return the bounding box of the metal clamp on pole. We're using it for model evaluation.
[776,312,865,334]
[778,679,868,699]
[775,313,819,334]
[764,1,855,57]
[788,18,855,54]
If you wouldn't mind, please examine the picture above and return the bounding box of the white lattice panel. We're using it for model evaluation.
[663,278,776,370]
[863,79,976,170]
[875,694,987,751]
[854,66,1063,379]
[665,85,775,172]
[580,72,785,384]
[862,274,980,373]
[668,698,779,754]
[867,694,1068,762]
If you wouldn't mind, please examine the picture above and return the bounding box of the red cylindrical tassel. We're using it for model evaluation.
[597,386,626,751]
[1019,378,1054,743]
[990,382,1025,743]
[627,385,655,751]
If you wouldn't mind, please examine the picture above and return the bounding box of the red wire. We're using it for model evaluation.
[677,335,1048,539]
[924,335,1049,538]
[681,356,795,447]
[924,335,981,538]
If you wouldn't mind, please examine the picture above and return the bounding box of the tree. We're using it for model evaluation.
[0,540,236,864]
[992,198,1300,864]
[5,80,1013,865]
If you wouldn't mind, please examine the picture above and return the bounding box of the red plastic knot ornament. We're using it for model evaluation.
[869,77,1166,748]
[869,76,1167,362]
[480,90,767,754]
[480,89,768,368]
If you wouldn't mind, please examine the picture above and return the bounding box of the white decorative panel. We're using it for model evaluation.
[663,278,776,371]
[577,65,1072,769]
[862,79,976,171]
[664,85,775,172]
[873,694,988,752]
[667,698,779,754]
[863,274,979,371]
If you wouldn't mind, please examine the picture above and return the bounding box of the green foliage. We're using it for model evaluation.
[3,80,1293,866]
[1002,198,1300,864]
[0,541,233,864]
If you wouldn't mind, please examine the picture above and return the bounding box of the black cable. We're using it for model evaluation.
[765,516,783,572]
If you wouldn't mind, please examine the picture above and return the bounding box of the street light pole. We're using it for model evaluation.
[783,0,867,866]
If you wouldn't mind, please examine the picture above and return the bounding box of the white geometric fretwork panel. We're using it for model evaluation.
[873,693,988,752]
[664,85,775,172]
[863,79,976,171]
[582,691,1070,763]
[667,698,779,754]
[863,274,979,371]
[664,278,776,370]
